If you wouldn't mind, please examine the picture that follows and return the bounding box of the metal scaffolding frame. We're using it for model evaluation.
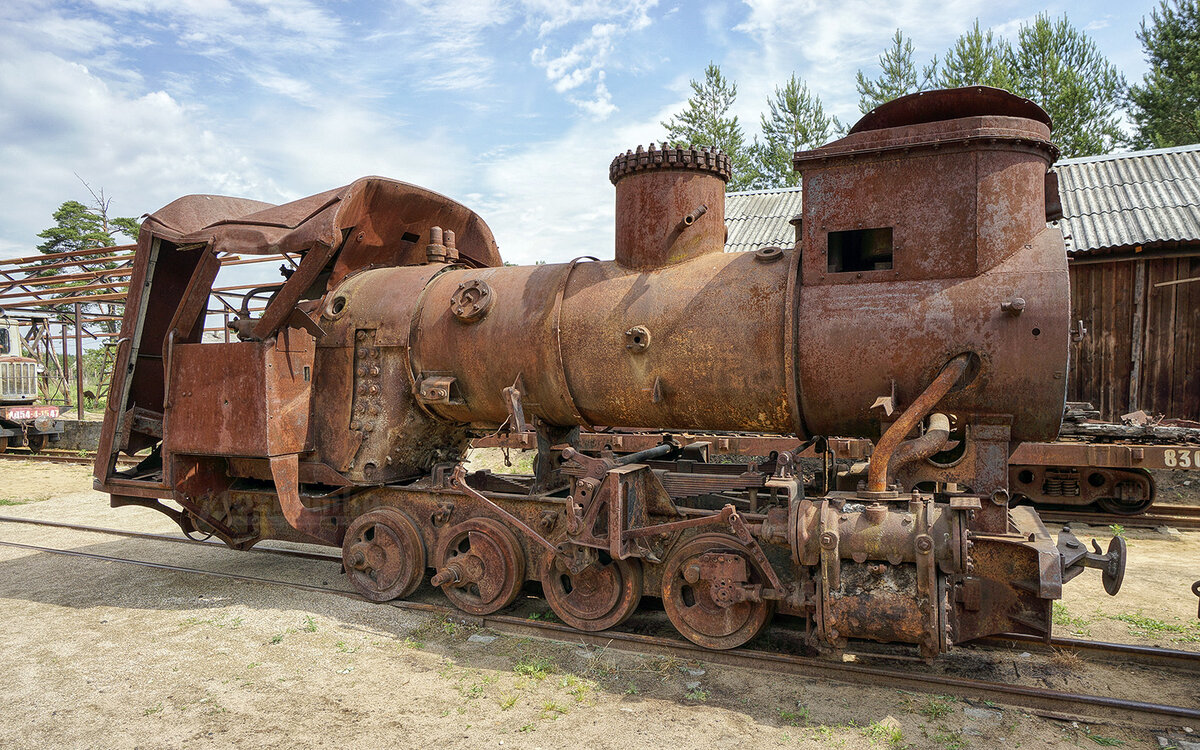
[0,243,297,419]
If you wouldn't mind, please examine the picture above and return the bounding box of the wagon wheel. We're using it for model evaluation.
[343,507,426,602]
[540,549,642,632]
[660,533,774,650]
[433,518,525,616]
[25,433,45,454]
[1096,472,1154,515]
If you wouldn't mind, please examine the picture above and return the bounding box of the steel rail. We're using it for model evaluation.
[0,450,138,467]
[0,515,341,563]
[978,633,1200,672]
[1041,506,1200,531]
[0,533,1197,727]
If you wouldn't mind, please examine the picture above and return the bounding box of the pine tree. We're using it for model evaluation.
[35,201,121,262]
[855,30,936,114]
[1012,14,1126,157]
[662,63,753,190]
[1128,0,1200,148]
[936,20,1018,90]
[35,184,140,328]
[36,182,139,274]
[746,75,834,189]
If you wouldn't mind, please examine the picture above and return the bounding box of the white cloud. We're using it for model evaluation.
[372,0,515,92]
[730,0,1021,127]
[0,50,260,254]
[570,77,618,119]
[85,0,345,55]
[474,103,678,265]
[528,3,655,114]
[521,0,657,36]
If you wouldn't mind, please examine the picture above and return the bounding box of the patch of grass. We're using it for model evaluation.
[931,728,969,750]
[499,694,518,711]
[246,662,262,669]
[561,674,596,702]
[919,695,955,720]
[1108,611,1200,642]
[527,611,558,622]
[302,616,317,633]
[1108,523,1126,538]
[335,641,358,653]
[412,614,475,641]
[1051,602,1092,635]
[399,636,424,650]
[519,723,535,733]
[180,615,243,630]
[685,688,709,702]
[624,683,639,695]
[268,630,289,645]
[863,721,904,747]
[514,655,554,680]
[541,700,569,717]
[143,702,164,716]
[0,498,28,506]
[644,655,682,680]
[778,705,810,726]
[577,643,618,679]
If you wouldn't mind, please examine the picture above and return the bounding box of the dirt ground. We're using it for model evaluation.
[0,461,1197,750]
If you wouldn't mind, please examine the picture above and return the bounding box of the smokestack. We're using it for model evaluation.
[609,144,731,270]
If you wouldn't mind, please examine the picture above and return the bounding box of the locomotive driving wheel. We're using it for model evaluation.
[660,533,774,650]
[342,508,426,602]
[433,518,525,616]
[540,549,643,632]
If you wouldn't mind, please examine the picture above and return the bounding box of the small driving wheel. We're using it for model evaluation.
[661,533,774,650]
[342,507,426,602]
[25,433,45,454]
[433,518,525,616]
[541,550,643,632]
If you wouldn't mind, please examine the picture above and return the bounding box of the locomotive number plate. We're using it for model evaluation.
[3,406,59,421]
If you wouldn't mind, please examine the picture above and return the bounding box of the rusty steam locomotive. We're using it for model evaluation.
[95,87,1124,657]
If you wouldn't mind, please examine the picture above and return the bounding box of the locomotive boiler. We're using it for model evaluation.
[95,87,1125,657]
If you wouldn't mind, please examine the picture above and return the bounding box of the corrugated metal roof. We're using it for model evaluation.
[723,187,803,252]
[723,143,1200,256]
[1054,143,1200,254]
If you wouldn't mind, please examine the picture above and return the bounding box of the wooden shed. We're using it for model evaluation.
[1056,144,1200,421]
[725,142,1200,421]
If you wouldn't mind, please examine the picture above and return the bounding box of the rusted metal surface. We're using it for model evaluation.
[866,355,970,493]
[610,145,730,269]
[660,533,775,650]
[93,86,1128,657]
[343,507,425,601]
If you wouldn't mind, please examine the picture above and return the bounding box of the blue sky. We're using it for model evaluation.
[0,0,1162,268]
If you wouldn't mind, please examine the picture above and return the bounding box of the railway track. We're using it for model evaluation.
[1,514,1197,728]
[0,448,138,466]
[1041,505,1200,531]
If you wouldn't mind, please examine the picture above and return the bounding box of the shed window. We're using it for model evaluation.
[827,227,893,273]
[0,328,9,355]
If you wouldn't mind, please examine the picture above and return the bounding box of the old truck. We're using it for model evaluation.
[0,313,63,452]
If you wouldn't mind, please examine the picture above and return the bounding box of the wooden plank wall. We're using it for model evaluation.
[1068,252,1200,421]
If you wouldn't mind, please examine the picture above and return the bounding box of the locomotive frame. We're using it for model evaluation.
[94,87,1125,658]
